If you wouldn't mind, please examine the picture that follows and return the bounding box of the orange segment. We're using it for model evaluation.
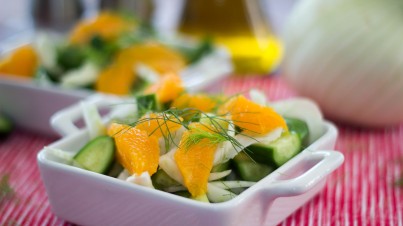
[116,42,186,74]
[95,63,136,95]
[95,42,186,96]
[171,93,218,112]
[0,45,38,77]
[107,122,131,137]
[69,12,135,44]
[174,123,219,197]
[112,126,160,175]
[218,95,287,136]
[145,73,184,103]
[135,113,182,138]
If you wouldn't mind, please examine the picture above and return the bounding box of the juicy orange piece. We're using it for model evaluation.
[69,12,135,44]
[116,42,186,74]
[95,42,186,95]
[171,93,218,112]
[135,113,182,138]
[107,122,131,137]
[112,126,160,175]
[174,123,219,197]
[0,45,38,77]
[145,73,184,103]
[218,95,287,135]
[95,63,136,95]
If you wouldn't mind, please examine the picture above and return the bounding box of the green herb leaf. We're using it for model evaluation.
[56,45,86,71]
[184,126,228,150]
[395,178,403,187]
[0,114,13,137]
[0,174,14,202]
[178,37,214,64]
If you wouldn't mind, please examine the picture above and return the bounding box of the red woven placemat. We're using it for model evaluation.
[1,76,402,226]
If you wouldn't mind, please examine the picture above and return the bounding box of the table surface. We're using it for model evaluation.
[0,76,402,226]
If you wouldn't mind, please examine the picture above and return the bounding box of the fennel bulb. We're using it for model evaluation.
[282,0,403,127]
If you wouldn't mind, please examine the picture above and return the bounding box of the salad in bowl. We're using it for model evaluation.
[45,73,328,203]
[0,11,230,94]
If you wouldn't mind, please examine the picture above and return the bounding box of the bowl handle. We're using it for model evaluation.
[50,94,121,137]
[260,150,344,197]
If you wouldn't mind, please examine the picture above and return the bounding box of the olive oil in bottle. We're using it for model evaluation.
[178,0,282,74]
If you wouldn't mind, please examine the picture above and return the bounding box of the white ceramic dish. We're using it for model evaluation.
[37,95,344,226]
[0,76,91,136]
[0,43,232,136]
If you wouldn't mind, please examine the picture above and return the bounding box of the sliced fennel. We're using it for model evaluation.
[60,62,99,88]
[118,169,130,181]
[159,149,184,185]
[209,181,256,189]
[33,33,60,73]
[126,172,155,189]
[44,146,74,164]
[135,63,161,83]
[106,101,138,124]
[44,147,84,169]
[213,127,283,165]
[158,126,186,155]
[206,183,236,203]
[249,89,268,106]
[208,170,232,181]
[271,98,324,143]
[81,101,106,139]
[119,170,155,189]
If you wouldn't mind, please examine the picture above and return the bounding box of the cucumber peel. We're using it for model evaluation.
[247,132,301,167]
[152,168,180,190]
[285,117,309,147]
[73,136,115,174]
[270,133,301,166]
[233,152,274,182]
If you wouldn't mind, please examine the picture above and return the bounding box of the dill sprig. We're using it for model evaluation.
[183,127,228,150]
[111,107,263,158]
[0,174,14,202]
[181,110,260,158]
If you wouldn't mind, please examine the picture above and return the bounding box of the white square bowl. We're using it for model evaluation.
[37,96,344,226]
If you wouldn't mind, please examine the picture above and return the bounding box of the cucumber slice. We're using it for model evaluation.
[270,133,301,166]
[232,152,274,182]
[73,136,115,174]
[152,168,180,190]
[173,190,191,198]
[106,161,124,178]
[285,117,309,147]
[0,114,13,136]
[248,133,301,167]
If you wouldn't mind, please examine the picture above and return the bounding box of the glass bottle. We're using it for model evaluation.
[31,0,84,32]
[99,0,154,24]
[178,0,282,74]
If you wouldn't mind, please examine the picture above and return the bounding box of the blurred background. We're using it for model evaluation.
[0,0,297,74]
[0,0,297,36]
